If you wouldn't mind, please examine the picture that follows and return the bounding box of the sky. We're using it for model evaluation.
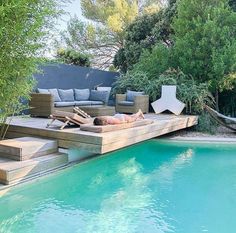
[45,0,84,57]
[59,0,85,31]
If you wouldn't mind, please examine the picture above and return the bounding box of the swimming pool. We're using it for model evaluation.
[0,140,235,233]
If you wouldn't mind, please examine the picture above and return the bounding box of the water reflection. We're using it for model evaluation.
[0,140,234,233]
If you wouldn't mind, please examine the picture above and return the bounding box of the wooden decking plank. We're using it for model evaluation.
[101,116,197,144]
[7,125,103,144]
[101,119,197,153]
[6,132,102,154]
[5,114,198,154]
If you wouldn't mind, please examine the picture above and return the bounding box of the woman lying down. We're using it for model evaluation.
[93,109,145,125]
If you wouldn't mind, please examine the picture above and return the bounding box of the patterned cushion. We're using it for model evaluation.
[48,89,61,102]
[74,89,90,101]
[37,88,49,94]
[58,89,74,102]
[126,90,144,102]
[90,90,109,104]
[118,100,134,106]
[54,102,75,107]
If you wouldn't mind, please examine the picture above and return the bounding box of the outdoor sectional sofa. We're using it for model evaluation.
[29,88,110,117]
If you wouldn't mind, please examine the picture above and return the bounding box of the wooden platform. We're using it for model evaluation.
[0,137,58,161]
[0,152,68,185]
[6,114,198,154]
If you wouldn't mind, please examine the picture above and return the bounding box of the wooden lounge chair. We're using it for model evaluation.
[46,110,92,130]
[205,105,236,132]
[73,107,91,118]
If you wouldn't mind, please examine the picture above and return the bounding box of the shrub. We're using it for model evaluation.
[196,112,218,134]
[113,68,214,114]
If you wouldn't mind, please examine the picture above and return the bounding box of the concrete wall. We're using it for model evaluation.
[34,63,119,90]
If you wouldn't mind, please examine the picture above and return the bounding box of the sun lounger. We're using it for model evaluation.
[73,107,91,118]
[80,119,153,133]
[46,110,92,130]
[151,85,185,115]
[205,105,236,132]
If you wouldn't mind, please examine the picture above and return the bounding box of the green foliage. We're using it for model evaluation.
[81,0,139,33]
[219,88,236,116]
[132,44,171,80]
[229,0,236,11]
[0,0,63,139]
[61,0,164,69]
[56,48,91,67]
[114,68,213,114]
[172,0,236,93]
[114,13,160,72]
[196,112,218,134]
[114,0,177,71]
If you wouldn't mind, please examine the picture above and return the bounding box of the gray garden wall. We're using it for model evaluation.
[34,63,119,90]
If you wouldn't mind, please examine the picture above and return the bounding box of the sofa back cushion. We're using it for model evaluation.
[74,89,90,101]
[90,90,109,104]
[37,88,50,94]
[48,89,61,102]
[126,90,144,102]
[58,89,74,102]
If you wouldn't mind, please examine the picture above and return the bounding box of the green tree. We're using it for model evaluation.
[172,0,236,108]
[0,0,64,139]
[56,48,91,67]
[60,0,164,69]
[113,0,177,72]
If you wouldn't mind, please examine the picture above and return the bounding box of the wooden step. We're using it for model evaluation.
[0,137,58,161]
[0,152,68,185]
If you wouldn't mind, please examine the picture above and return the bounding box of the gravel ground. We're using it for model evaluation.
[169,125,236,138]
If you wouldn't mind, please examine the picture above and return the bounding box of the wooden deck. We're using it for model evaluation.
[6,114,198,154]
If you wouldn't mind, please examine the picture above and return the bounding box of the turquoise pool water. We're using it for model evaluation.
[0,140,236,233]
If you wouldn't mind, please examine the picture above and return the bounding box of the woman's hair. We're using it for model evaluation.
[93,117,108,125]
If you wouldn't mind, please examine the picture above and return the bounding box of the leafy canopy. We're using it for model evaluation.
[60,0,164,69]
[0,0,64,139]
[172,0,236,92]
[114,0,177,72]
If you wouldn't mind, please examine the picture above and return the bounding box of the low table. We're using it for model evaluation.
[79,105,116,117]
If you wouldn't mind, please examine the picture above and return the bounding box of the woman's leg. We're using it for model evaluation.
[130,109,144,120]
[124,110,144,123]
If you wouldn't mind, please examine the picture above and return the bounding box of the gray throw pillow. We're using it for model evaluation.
[58,89,74,102]
[37,88,49,94]
[90,90,109,104]
[126,90,144,102]
[74,89,90,101]
[48,89,61,102]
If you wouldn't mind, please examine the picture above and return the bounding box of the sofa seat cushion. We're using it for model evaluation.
[126,90,144,102]
[74,89,90,101]
[90,90,109,104]
[54,102,75,107]
[118,100,134,106]
[75,101,93,106]
[91,101,104,105]
[58,89,74,101]
[49,89,61,102]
